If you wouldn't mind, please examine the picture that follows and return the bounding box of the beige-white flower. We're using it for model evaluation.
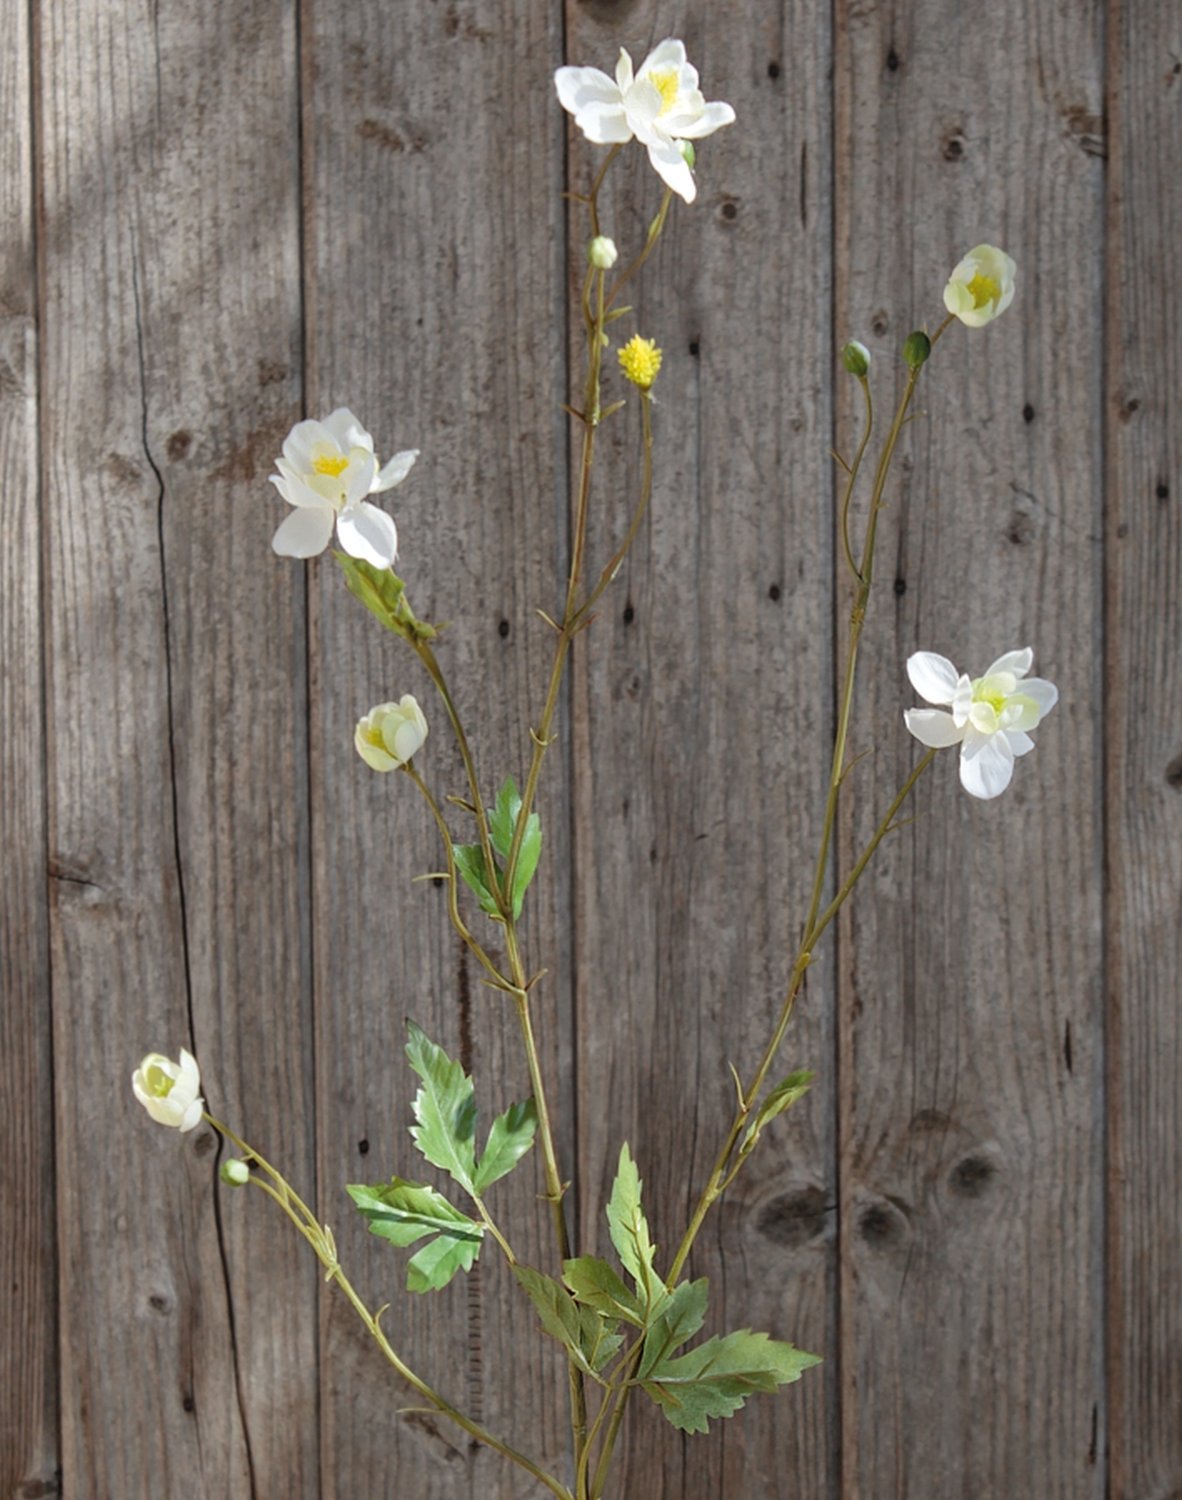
[904,648,1058,799]
[942,245,1017,328]
[555,39,735,204]
[355,695,429,771]
[132,1048,204,1132]
[270,408,418,568]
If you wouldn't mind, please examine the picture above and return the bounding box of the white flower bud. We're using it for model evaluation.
[131,1048,204,1132]
[220,1159,251,1187]
[588,236,619,269]
[355,694,429,771]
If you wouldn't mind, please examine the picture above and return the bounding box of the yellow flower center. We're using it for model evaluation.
[144,1064,175,1099]
[966,272,1001,309]
[313,452,349,478]
[648,68,680,113]
[618,335,663,391]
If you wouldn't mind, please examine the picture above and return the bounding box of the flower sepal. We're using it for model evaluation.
[334,553,438,642]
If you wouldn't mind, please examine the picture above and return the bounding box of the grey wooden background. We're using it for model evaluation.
[3,0,1179,1495]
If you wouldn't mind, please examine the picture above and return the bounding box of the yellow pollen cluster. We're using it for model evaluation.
[313,452,349,478]
[649,67,680,112]
[618,335,662,391]
[966,272,1001,309]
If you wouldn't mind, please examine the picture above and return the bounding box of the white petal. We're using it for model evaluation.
[576,101,633,144]
[555,65,620,115]
[321,407,374,454]
[1005,729,1036,757]
[272,505,335,558]
[177,1049,200,1093]
[373,449,418,492]
[904,708,966,748]
[959,729,1015,799]
[179,1097,205,1132]
[624,79,665,128]
[645,136,696,202]
[984,647,1033,679]
[674,100,736,139]
[952,674,974,726]
[614,48,634,93]
[336,503,398,569]
[283,419,333,471]
[1017,677,1058,719]
[343,451,377,507]
[391,718,423,764]
[907,651,961,706]
[638,38,687,75]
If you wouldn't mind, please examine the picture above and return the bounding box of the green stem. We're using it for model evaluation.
[209,1123,570,1500]
[839,375,874,584]
[573,391,654,629]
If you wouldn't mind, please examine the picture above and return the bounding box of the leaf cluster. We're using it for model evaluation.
[453,776,542,921]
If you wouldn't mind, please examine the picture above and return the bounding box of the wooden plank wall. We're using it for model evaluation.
[2,1,1179,1496]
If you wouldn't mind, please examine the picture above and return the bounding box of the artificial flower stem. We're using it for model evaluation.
[839,375,874,584]
[574,389,655,627]
[605,187,674,309]
[207,1124,571,1498]
[404,765,507,988]
[411,638,506,914]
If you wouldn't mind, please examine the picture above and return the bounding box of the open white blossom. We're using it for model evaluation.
[555,39,735,204]
[270,408,418,569]
[904,648,1058,799]
[942,245,1017,328]
[132,1048,204,1132]
[355,695,429,771]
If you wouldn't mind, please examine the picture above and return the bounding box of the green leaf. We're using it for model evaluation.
[405,1022,478,1194]
[638,1279,709,1378]
[563,1256,646,1328]
[606,1143,660,1307]
[513,1267,623,1379]
[639,1329,821,1435]
[452,843,500,917]
[511,810,542,920]
[406,1231,482,1293]
[474,1097,537,1194]
[489,777,521,861]
[487,776,542,919]
[739,1070,815,1160]
[347,1177,484,1293]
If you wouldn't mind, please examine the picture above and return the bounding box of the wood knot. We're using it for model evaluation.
[949,1153,997,1198]
[166,429,192,461]
[858,1201,905,1247]
[756,1186,828,1248]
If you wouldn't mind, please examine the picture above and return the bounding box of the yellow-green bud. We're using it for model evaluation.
[220,1159,250,1187]
[588,235,618,270]
[678,140,696,168]
[903,330,931,370]
[841,340,870,377]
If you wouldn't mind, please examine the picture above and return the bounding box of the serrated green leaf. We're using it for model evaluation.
[607,1144,659,1307]
[452,843,500,917]
[474,1097,537,1194]
[489,778,521,862]
[639,1329,821,1434]
[511,811,542,920]
[405,1022,478,1193]
[562,1256,646,1327]
[638,1279,709,1378]
[406,1230,482,1292]
[487,777,542,919]
[347,1177,484,1292]
[513,1267,622,1379]
[739,1070,815,1159]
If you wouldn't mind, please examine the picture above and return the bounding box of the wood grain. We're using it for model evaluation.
[565,5,837,1494]
[834,1,1106,1495]
[39,0,313,1492]
[302,4,572,1494]
[1105,5,1182,1496]
[0,1,57,1492]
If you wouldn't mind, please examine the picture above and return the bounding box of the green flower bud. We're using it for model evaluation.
[678,140,696,169]
[588,235,618,270]
[903,330,931,370]
[841,340,870,377]
[219,1158,251,1187]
